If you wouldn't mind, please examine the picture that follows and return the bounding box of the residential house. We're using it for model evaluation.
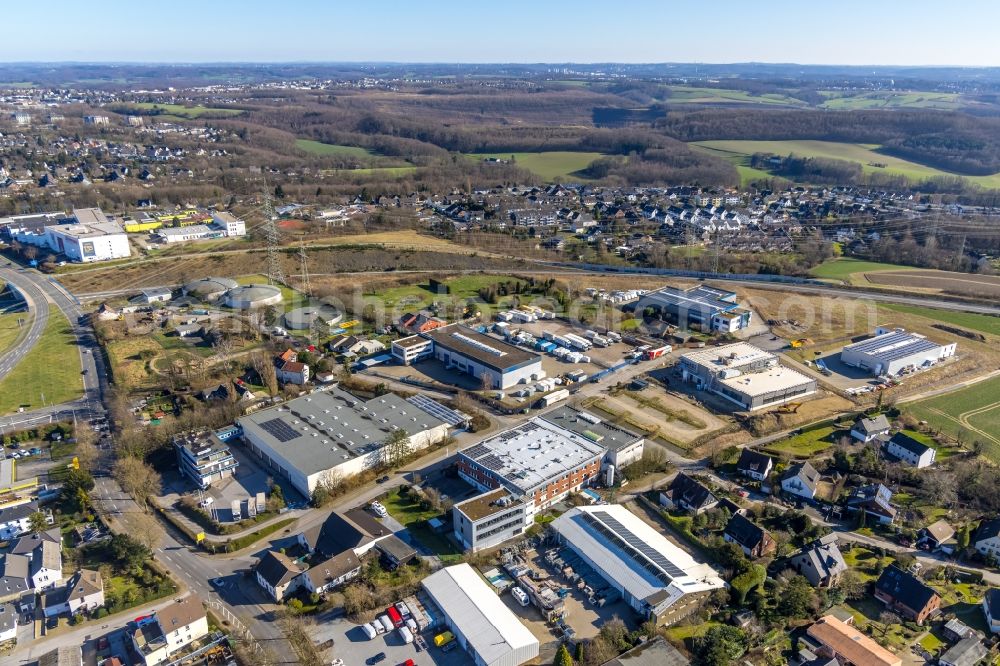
[805,615,902,666]
[0,555,29,602]
[375,535,417,569]
[295,512,389,560]
[737,449,774,482]
[0,603,15,644]
[885,432,936,468]
[129,597,209,666]
[9,532,62,592]
[917,520,956,553]
[723,513,776,558]
[850,414,891,443]
[0,501,40,540]
[874,565,941,625]
[973,518,1000,560]
[329,335,386,357]
[942,618,979,642]
[847,483,898,525]
[788,534,848,588]
[276,360,309,385]
[254,550,306,603]
[37,646,83,666]
[295,550,362,596]
[781,462,819,500]
[598,636,690,666]
[983,588,1000,634]
[938,637,988,666]
[398,312,446,334]
[659,473,718,514]
[42,569,104,618]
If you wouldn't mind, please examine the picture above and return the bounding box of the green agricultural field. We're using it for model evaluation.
[295,140,377,158]
[810,257,917,281]
[124,102,243,118]
[666,86,808,108]
[0,311,82,414]
[906,375,1000,462]
[879,303,1000,337]
[690,139,1000,188]
[469,151,604,182]
[0,311,31,356]
[819,91,963,111]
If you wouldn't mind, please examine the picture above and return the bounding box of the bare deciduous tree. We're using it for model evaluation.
[113,456,162,511]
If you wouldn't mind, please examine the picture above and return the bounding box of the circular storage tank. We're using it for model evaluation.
[224,284,283,309]
[283,304,343,330]
[182,277,239,302]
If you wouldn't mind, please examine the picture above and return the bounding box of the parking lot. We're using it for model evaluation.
[316,616,473,666]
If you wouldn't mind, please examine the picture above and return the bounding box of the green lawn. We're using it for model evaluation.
[666,86,808,108]
[381,488,464,564]
[0,311,82,414]
[0,311,31,356]
[122,102,243,118]
[762,426,840,458]
[295,139,378,158]
[468,151,604,181]
[906,375,1000,463]
[690,139,1000,188]
[879,303,1000,337]
[369,274,528,310]
[819,91,963,111]
[49,439,77,461]
[811,257,917,281]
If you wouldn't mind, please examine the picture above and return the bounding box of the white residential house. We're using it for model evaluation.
[780,462,819,500]
[276,361,310,386]
[0,502,39,540]
[295,550,362,596]
[736,449,773,482]
[254,550,305,602]
[42,569,104,618]
[850,414,890,443]
[130,597,209,666]
[974,519,1000,561]
[0,603,15,644]
[27,540,62,591]
[884,433,936,468]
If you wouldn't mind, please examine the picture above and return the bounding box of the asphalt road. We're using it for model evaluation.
[0,267,49,381]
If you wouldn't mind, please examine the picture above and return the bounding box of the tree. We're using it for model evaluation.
[28,511,48,533]
[957,524,971,551]
[730,563,766,605]
[130,512,164,554]
[381,428,412,468]
[253,352,279,395]
[553,644,573,666]
[108,533,151,571]
[61,467,95,512]
[837,569,868,600]
[879,611,901,636]
[777,574,817,619]
[113,456,162,511]
[694,625,748,666]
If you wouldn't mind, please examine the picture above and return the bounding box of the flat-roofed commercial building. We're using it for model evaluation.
[634,284,751,333]
[840,327,956,377]
[172,431,239,489]
[551,504,726,627]
[680,342,816,411]
[453,488,527,553]
[13,208,130,263]
[421,564,539,666]
[393,324,544,389]
[457,417,605,521]
[237,388,451,497]
[540,405,644,471]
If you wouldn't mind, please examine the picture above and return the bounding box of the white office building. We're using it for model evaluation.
[14,208,130,263]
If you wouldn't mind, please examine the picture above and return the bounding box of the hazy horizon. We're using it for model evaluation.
[5,0,999,67]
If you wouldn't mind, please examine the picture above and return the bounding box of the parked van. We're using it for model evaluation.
[512,587,530,607]
[399,626,414,644]
[378,615,394,633]
[395,601,411,618]
[434,631,455,647]
[361,623,378,640]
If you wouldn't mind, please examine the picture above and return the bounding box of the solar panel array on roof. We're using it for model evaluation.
[259,418,300,443]
[845,332,940,364]
[464,443,491,460]
[406,395,466,427]
[586,510,687,581]
[480,454,506,471]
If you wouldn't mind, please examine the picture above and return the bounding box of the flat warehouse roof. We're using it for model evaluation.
[238,387,447,476]
[681,342,775,371]
[460,418,606,495]
[422,564,538,666]
[540,405,643,453]
[424,324,541,372]
[552,505,724,604]
[843,331,945,363]
[638,284,738,318]
[719,366,815,397]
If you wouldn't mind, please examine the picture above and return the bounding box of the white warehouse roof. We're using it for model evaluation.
[422,564,539,666]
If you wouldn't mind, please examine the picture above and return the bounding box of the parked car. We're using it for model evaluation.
[366,653,387,665]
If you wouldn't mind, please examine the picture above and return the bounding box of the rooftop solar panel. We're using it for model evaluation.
[480,454,506,471]
[590,510,687,579]
[464,443,491,460]
[259,418,300,443]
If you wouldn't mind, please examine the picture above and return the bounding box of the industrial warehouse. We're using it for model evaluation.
[679,342,817,411]
[840,327,957,377]
[391,323,545,389]
[633,284,752,333]
[236,388,452,497]
[421,564,539,666]
[550,504,726,627]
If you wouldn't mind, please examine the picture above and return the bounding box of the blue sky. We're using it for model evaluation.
[3,1,999,65]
